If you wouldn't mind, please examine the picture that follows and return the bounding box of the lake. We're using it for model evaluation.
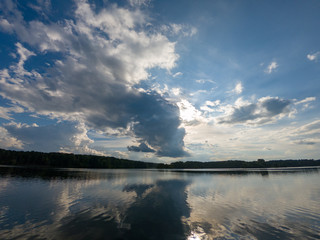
[0,166,319,240]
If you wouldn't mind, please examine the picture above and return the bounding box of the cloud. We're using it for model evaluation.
[293,139,319,145]
[0,0,188,157]
[218,96,292,125]
[3,122,102,154]
[195,79,215,84]
[307,52,320,61]
[0,126,23,149]
[0,18,14,33]
[229,82,243,95]
[172,72,183,78]
[177,99,203,125]
[161,23,197,37]
[127,142,155,153]
[200,100,221,113]
[28,0,52,18]
[294,97,316,105]
[289,120,320,147]
[294,97,316,110]
[265,61,278,74]
[128,0,151,7]
[291,120,320,136]
[0,105,24,120]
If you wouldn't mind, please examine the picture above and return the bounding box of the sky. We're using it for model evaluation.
[0,0,320,163]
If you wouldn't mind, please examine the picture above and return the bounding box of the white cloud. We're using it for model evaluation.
[171,88,181,96]
[14,43,36,76]
[307,52,320,61]
[265,61,278,74]
[0,127,23,149]
[161,23,197,37]
[234,82,243,94]
[295,97,316,105]
[228,82,243,95]
[291,119,320,137]
[0,18,14,33]
[294,97,316,111]
[0,105,24,120]
[177,99,204,125]
[128,0,151,6]
[172,72,183,78]
[195,79,215,84]
[200,100,221,112]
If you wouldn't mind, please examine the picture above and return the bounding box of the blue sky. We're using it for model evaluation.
[0,0,319,162]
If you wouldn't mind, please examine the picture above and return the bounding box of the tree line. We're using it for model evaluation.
[158,158,320,169]
[0,148,319,169]
[0,148,157,169]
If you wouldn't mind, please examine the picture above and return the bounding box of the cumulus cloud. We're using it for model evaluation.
[218,97,292,125]
[0,126,23,149]
[200,100,221,113]
[307,52,320,61]
[177,99,203,125]
[265,61,278,74]
[0,0,189,157]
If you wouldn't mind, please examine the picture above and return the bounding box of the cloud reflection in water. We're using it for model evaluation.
[0,167,319,239]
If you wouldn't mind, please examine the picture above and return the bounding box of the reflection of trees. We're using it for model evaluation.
[0,166,133,181]
[171,168,319,176]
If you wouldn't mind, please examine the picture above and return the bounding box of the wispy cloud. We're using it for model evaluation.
[307,52,320,61]
[172,72,183,78]
[294,97,316,111]
[128,0,151,7]
[265,61,278,74]
[195,79,215,84]
[161,23,197,37]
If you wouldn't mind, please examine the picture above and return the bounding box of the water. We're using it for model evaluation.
[0,166,319,240]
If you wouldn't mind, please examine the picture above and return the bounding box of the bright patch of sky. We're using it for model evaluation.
[0,0,319,162]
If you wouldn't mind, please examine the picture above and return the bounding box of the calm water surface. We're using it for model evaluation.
[0,166,319,240]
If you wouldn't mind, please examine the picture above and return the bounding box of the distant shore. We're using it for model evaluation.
[1,148,319,169]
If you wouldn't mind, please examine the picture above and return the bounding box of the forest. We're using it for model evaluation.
[0,148,319,169]
[0,148,157,169]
